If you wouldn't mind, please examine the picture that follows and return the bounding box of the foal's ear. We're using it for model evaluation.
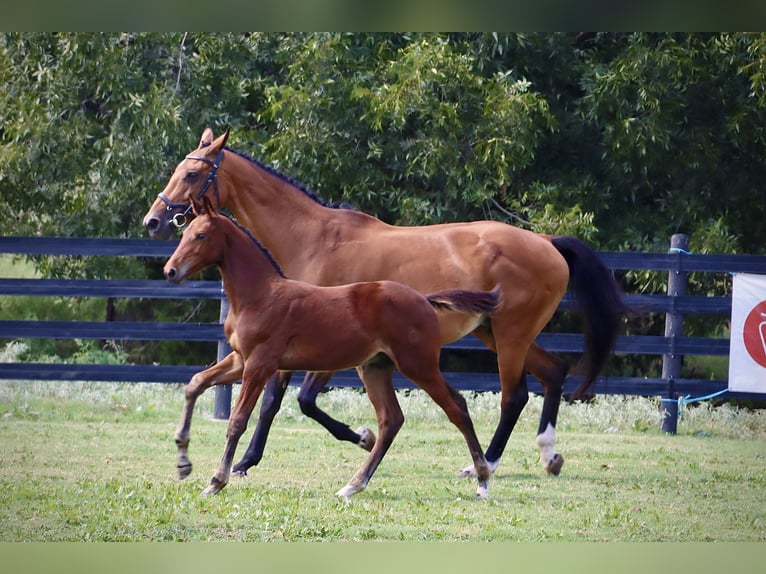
[202,195,218,216]
[190,196,206,216]
[199,126,215,148]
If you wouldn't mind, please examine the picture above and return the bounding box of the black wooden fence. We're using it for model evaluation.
[2,234,765,432]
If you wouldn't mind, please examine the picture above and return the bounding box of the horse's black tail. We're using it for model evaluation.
[551,236,627,401]
[426,285,501,315]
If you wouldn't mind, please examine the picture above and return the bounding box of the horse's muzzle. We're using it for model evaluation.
[144,214,176,240]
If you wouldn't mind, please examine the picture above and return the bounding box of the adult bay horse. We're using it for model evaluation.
[164,202,500,498]
[144,127,625,480]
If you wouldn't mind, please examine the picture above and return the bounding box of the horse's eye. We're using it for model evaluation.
[195,232,206,240]
[186,172,199,182]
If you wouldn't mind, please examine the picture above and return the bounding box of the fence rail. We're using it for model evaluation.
[2,235,766,431]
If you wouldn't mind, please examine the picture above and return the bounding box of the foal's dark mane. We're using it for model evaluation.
[224,147,355,210]
[222,213,287,278]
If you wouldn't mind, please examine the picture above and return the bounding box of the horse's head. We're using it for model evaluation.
[163,198,224,284]
[143,126,230,240]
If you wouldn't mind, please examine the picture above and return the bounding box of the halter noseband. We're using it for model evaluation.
[157,148,225,228]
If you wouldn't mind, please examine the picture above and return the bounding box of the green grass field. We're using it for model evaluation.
[0,380,764,542]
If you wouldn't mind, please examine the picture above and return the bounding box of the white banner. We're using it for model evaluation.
[729,273,766,393]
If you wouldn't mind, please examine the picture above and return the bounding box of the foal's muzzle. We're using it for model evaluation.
[164,266,182,284]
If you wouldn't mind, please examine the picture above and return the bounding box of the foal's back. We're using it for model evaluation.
[238,277,442,374]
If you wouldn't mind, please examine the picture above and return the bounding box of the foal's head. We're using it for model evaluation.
[163,210,226,284]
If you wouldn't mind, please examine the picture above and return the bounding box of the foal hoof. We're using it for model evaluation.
[545,453,564,476]
[356,426,376,452]
[177,462,193,480]
[457,459,499,479]
[200,478,226,496]
[475,481,490,500]
[335,482,365,499]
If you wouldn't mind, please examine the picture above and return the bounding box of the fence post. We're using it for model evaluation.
[213,291,233,420]
[660,234,688,433]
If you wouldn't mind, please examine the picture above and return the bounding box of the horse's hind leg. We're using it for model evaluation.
[296,371,376,451]
[232,370,293,476]
[175,351,243,480]
[335,364,402,499]
[526,343,568,476]
[456,326,528,479]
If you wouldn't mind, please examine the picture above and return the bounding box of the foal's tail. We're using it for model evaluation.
[551,236,627,401]
[426,285,501,315]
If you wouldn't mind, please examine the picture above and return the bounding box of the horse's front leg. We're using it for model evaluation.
[231,370,293,476]
[297,371,376,451]
[202,360,274,496]
[175,351,243,480]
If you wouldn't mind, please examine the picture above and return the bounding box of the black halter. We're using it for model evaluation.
[157,149,225,228]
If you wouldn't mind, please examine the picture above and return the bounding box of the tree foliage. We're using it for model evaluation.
[4,32,765,255]
[3,33,766,363]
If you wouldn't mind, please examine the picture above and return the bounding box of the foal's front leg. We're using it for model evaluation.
[175,352,243,480]
[202,361,274,496]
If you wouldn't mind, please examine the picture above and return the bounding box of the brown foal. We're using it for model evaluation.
[163,204,500,498]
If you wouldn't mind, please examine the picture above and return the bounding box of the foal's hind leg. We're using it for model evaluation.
[335,364,402,499]
[175,351,243,479]
[394,343,490,498]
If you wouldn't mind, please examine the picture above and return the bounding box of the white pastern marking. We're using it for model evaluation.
[535,423,557,466]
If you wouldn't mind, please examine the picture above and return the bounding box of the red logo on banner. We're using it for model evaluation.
[743,300,766,368]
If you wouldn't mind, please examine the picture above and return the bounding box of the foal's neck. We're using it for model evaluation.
[217,223,284,311]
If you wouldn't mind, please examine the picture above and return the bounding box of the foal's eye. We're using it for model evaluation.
[186,172,199,182]
[195,232,206,240]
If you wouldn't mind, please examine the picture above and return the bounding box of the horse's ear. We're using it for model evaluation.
[210,127,230,153]
[199,126,215,148]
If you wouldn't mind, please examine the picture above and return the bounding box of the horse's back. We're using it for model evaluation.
[340,218,569,295]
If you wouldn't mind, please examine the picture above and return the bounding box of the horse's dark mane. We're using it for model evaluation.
[221,213,287,278]
[224,147,355,211]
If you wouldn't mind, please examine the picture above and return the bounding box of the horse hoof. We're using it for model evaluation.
[355,427,376,452]
[231,462,248,477]
[545,453,564,476]
[177,462,192,480]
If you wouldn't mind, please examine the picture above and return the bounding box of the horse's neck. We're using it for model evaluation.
[223,153,382,265]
